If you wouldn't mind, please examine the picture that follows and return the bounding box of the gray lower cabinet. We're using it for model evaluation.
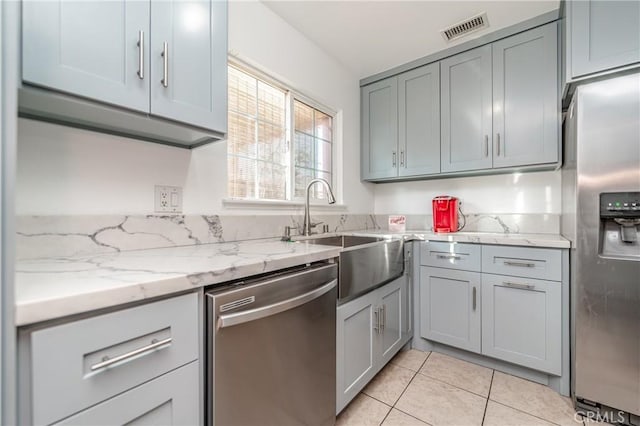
[418,243,564,376]
[55,361,200,426]
[361,77,398,180]
[336,275,409,414]
[23,293,200,425]
[419,267,481,354]
[397,63,441,177]
[568,0,640,79]
[492,23,558,168]
[481,274,561,375]
[22,0,227,136]
[440,45,493,173]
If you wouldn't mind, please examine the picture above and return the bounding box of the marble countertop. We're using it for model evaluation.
[15,239,341,326]
[340,230,570,249]
[15,230,568,327]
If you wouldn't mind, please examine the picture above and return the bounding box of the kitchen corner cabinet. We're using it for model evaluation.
[21,0,227,142]
[567,0,640,79]
[336,275,409,414]
[442,23,558,172]
[418,242,563,376]
[361,63,440,180]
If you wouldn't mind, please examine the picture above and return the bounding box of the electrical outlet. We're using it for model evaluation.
[155,185,183,213]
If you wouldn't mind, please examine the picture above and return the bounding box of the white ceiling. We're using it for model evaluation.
[262,0,560,79]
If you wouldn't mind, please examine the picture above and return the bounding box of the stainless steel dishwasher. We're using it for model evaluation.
[206,262,338,426]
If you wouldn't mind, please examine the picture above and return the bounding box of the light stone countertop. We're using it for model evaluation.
[340,230,571,249]
[15,230,568,327]
[15,239,341,326]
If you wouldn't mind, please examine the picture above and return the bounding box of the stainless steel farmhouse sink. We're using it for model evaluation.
[297,235,404,303]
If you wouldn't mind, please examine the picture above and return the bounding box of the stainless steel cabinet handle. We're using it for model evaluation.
[436,254,461,260]
[374,308,379,334]
[504,260,536,268]
[218,279,337,329]
[392,151,396,167]
[137,31,144,79]
[161,42,169,88]
[381,305,385,333]
[484,135,489,157]
[400,150,405,167]
[472,287,477,311]
[496,133,501,156]
[90,337,172,371]
[503,281,536,291]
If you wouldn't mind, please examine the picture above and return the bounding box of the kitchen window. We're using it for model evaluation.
[227,63,335,203]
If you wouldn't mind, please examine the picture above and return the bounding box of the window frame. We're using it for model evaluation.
[226,58,339,206]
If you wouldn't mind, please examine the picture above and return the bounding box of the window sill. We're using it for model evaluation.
[222,198,348,211]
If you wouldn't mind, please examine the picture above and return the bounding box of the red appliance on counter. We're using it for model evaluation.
[432,196,460,233]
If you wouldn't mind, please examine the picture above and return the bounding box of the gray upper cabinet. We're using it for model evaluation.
[440,45,493,173]
[22,0,150,113]
[361,77,398,180]
[150,0,227,132]
[21,0,227,146]
[568,0,640,79]
[492,23,558,168]
[398,64,441,177]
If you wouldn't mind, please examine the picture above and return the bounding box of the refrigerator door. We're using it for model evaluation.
[574,72,640,416]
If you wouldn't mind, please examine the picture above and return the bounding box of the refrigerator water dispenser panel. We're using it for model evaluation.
[600,192,640,259]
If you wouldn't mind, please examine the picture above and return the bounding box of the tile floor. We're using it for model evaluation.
[336,349,592,426]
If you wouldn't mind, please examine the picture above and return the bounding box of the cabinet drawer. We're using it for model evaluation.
[420,241,481,271]
[482,245,561,281]
[55,361,199,425]
[31,293,198,425]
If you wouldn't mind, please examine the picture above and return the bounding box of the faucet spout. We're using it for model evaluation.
[303,178,336,236]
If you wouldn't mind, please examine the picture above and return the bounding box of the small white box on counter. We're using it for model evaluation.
[388,215,406,232]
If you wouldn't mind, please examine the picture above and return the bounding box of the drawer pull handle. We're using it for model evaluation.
[437,254,461,260]
[90,337,172,371]
[137,30,144,79]
[161,42,169,88]
[503,281,535,291]
[374,309,379,334]
[503,260,535,268]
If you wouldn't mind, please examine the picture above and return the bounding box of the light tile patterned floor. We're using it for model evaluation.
[337,350,589,426]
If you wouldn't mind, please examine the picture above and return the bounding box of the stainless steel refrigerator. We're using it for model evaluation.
[562,72,640,424]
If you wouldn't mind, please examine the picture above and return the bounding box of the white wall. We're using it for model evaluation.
[16,1,374,215]
[374,171,562,214]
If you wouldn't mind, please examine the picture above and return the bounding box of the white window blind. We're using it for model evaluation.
[227,63,334,202]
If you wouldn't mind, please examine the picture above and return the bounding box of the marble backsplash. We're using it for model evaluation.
[16,213,559,260]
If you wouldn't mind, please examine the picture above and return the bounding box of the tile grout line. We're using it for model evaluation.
[383,351,434,426]
[488,400,565,426]
[481,370,495,425]
[417,369,492,400]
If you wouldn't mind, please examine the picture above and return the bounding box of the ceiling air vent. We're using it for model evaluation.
[441,12,489,42]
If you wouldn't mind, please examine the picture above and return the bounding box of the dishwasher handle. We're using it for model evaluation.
[217,279,337,329]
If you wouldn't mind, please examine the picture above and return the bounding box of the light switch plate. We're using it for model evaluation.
[155,185,182,213]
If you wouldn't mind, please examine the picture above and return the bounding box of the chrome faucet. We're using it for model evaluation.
[303,178,336,236]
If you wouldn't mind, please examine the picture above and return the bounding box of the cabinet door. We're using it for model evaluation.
[492,23,558,168]
[481,274,561,375]
[570,1,640,78]
[336,292,377,414]
[22,0,150,112]
[420,267,481,353]
[398,64,440,177]
[361,77,398,180]
[441,45,493,173]
[150,0,227,132]
[55,361,199,425]
[378,276,404,365]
